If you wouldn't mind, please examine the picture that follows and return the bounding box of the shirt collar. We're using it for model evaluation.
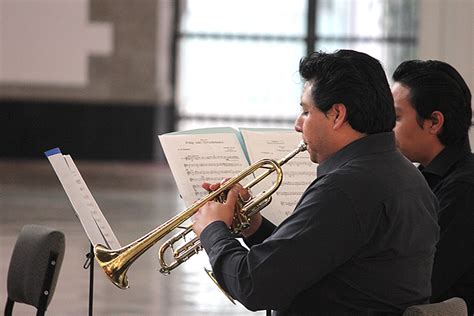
[317,132,396,177]
[420,138,472,178]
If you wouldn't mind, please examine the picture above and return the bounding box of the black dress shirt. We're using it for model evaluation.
[200,132,439,315]
[420,139,474,314]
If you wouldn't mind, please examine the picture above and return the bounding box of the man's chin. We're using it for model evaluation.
[308,152,319,164]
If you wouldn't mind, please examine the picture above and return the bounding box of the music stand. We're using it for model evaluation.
[45,148,121,316]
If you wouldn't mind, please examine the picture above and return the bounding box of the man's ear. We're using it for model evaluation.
[332,103,347,129]
[427,111,444,135]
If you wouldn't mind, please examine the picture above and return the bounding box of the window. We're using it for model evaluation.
[176,0,418,130]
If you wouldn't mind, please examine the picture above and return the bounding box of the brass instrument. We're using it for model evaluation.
[94,141,307,291]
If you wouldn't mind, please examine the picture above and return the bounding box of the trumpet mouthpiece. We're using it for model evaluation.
[298,141,307,151]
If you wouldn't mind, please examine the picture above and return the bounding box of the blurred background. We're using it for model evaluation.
[1,0,473,315]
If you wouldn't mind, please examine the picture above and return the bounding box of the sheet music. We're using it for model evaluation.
[45,148,120,249]
[159,133,252,207]
[240,129,317,224]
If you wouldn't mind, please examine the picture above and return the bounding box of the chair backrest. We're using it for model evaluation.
[5,224,65,316]
[403,297,468,316]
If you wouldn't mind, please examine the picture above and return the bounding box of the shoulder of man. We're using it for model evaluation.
[443,152,474,186]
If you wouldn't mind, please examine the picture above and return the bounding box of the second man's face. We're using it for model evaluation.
[391,82,430,164]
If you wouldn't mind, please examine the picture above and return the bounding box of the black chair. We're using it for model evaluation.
[403,297,468,316]
[4,224,65,316]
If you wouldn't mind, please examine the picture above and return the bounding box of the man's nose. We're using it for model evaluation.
[294,116,303,132]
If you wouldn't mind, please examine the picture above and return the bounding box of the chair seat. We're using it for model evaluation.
[403,297,468,316]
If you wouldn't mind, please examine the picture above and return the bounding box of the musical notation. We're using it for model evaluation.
[286,159,314,168]
[281,181,310,186]
[285,170,311,178]
[281,201,298,207]
[46,148,121,249]
[186,169,241,176]
[239,128,317,225]
[183,154,240,162]
[184,162,241,168]
[159,128,317,226]
[275,191,303,196]
[160,132,251,208]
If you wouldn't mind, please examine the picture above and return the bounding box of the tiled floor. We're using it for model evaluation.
[0,159,263,315]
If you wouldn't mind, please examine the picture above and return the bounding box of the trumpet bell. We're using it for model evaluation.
[94,244,130,289]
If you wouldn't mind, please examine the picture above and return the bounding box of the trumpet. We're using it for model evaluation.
[94,141,307,290]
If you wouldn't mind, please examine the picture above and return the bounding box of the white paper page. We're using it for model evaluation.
[159,133,252,207]
[45,148,120,248]
[240,129,317,224]
[63,155,121,249]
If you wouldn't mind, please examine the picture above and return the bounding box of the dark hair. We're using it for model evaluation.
[392,60,472,145]
[299,49,395,134]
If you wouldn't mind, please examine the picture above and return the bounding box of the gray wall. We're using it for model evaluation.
[0,0,173,103]
[418,0,474,147]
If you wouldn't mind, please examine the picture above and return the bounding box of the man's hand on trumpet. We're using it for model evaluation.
[192,181,262,238]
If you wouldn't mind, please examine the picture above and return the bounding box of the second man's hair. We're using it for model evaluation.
[392,60,472,145]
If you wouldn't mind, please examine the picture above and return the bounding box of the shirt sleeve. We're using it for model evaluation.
[243,216,276,247]
[199,182,366,311]
[431,182,474,300]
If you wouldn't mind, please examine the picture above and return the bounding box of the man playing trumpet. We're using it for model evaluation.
[192,50,439,315]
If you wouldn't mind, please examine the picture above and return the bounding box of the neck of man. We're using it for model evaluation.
[320,130,367,164]
[420,140,445,167]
